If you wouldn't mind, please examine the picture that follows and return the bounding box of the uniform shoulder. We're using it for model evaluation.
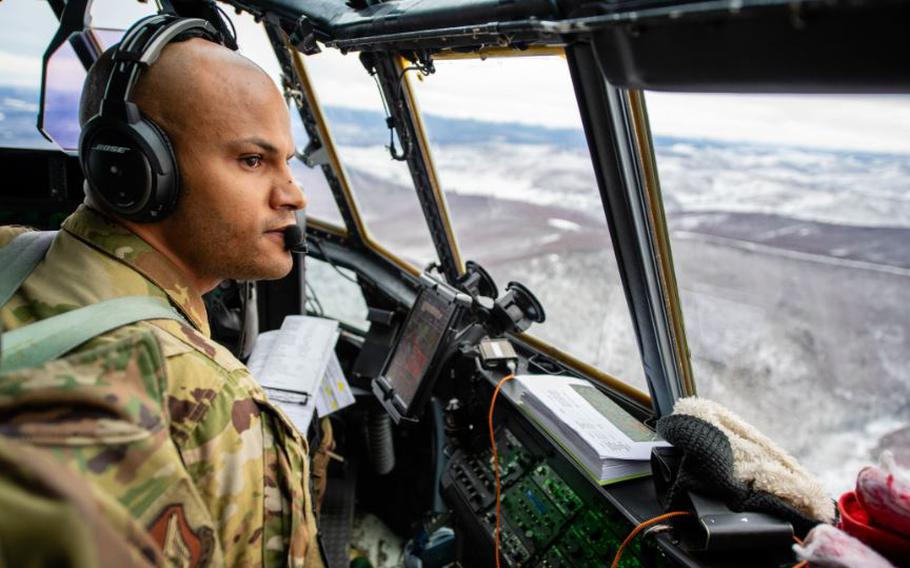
[151,319,247,373]
[0,225,35,247]
[84,319,245,374]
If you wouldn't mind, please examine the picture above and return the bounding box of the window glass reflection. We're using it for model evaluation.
[306,257,369,332]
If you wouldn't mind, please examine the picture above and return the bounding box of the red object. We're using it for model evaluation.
[839,491,910,567]
[857,464,910,537]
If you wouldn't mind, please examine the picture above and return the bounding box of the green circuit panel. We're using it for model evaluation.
[552,507,642,568]
[494,428,534,481]
[539,546,570,567]
[467,427,658,567]
[501,476,568,555]
[530,463,583,517]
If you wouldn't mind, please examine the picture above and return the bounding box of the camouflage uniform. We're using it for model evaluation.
[0,332,174,568]
[0,205,323,568]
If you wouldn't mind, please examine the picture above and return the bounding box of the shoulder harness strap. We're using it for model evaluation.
[0,231,188,373]
[0,231,56,308]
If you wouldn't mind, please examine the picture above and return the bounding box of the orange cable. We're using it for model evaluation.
[488,373,515,568]
[610,511,692,568]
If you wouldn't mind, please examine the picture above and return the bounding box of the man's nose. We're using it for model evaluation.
[272,168,307,211]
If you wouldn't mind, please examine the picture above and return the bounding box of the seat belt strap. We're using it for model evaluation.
[0,231,56,308]
[0,295,188,373]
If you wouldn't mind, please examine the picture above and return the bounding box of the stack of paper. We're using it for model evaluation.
[514,374,668,485]
[247,316,355,433]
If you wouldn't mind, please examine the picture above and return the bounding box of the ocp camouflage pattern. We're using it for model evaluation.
[0,206,323,567]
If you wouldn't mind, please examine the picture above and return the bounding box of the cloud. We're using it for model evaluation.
[0,48,86,93]
[306,49,910,155]
[644,92,910,155]
[0,50,42,88]
[2,97,38,112]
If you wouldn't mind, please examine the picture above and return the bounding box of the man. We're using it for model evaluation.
[0,33,322,567]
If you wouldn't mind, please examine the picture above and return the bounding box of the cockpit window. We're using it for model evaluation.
[644,91,910,495]
[39,0,159,149]
[0,0,160,150]
[0,0,60,149]
[88,0,158,30]
[287,106,345,228]
[411,55,648,393]
[303,48,439,268]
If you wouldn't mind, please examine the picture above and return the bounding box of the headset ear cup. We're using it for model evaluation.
[79,115,181,223]
[144,118,181,217]
[79,116,153,218]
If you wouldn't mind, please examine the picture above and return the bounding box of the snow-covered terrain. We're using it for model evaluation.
[321,105,910,497]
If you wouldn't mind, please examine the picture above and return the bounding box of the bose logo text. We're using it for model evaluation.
[92,144,130,154]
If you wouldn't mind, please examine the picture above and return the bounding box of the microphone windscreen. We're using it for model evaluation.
[283,225,306,253]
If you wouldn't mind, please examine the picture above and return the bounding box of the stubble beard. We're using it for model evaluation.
[172,207,292,284]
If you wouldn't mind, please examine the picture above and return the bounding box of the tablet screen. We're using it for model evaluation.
[383,288,458,410]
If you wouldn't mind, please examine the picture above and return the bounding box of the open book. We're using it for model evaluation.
[514,374,668,485]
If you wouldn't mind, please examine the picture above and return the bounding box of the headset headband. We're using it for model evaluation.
[98,15,221,124]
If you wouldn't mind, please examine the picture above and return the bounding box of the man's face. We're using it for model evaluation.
[136,40,305,287]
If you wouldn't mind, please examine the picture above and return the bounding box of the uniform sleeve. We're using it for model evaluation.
[0,329,225,567]
[165,352,321,567]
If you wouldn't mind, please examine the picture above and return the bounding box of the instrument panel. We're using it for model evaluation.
[442,416,672,567]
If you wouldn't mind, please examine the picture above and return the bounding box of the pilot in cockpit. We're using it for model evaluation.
[0,15,324,567]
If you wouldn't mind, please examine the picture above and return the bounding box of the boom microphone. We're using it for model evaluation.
[283,224,308,254]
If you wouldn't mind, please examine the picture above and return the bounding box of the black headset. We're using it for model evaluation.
[78,15,225,223]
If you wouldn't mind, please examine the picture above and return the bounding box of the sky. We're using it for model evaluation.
[2,0,910,154]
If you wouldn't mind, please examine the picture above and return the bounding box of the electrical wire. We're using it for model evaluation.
[211,2,238,49]
[371,60,433,161]
[311,239,360,285]
[371,72,411,161]
[487,373,515,568]
[610,511,693,568]
[304,279,324,316]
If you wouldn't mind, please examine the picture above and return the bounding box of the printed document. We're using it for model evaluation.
[247,316,354,433]
[514,374,668,484]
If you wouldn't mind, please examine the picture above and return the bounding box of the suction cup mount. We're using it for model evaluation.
[458,260,499,299]
[490,280,546,334]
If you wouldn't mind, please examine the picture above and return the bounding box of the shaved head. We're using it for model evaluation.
[81,38,277,136]
[79,36,306,293]
[132,39,278,142]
